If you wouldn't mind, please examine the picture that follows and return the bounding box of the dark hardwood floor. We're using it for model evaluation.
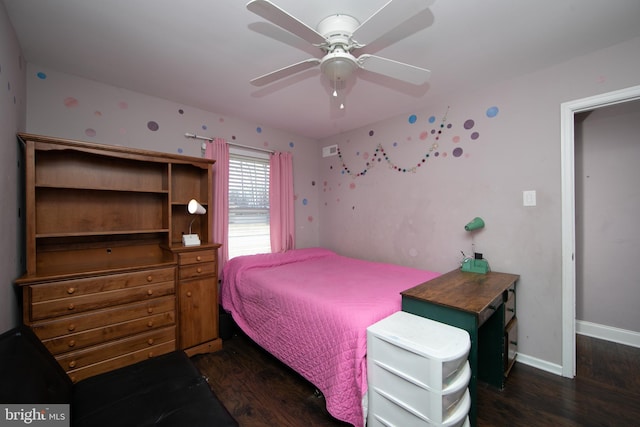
[192,332,640,426]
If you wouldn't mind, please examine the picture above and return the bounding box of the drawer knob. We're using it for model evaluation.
[196,256,202,261]
[68,360,76,368]
[68,324,75,331]
[67,287,75,294]
[148,338,155,345]
[507,308,515,313]
[147,289,153,296]
[147,307,154,314]
[510,340,518,346]
[68,340,75,348]
[186,291,192,297]
[147,320,154,327]
[148,352,154,358]
[147,275,153,282]
[197,267,202,273]
[67,303,75,310]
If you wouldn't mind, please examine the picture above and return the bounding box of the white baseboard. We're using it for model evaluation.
[513,353,563,376]
[511,322,639,378]
[576,320,640,348]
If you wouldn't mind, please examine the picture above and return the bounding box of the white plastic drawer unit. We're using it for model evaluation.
[367,311,471,426]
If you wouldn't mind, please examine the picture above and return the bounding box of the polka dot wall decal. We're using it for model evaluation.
[94,111,102,117]
[37,71,47,79]
[302,198,308,206]
[177,148,184,153]
[453,147,463,157]
[289,141,295,148]
[419,131,428,140]
[308,216,314,222]
[64,97,78,108]
[452,136,460,143]
[464,119,475,129]
[118,101,128,109]
[178,109,184,114]
[408,114,417,124]
[202,125,208,130]
[471,132,479,140]
[85,128,96,137]
[486,106,499,118]
[147,121,159,131]
[256,127,262,133]
[349,182,356,190]
[428,116,436,123]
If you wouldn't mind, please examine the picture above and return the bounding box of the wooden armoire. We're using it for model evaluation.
[15,133,222,382]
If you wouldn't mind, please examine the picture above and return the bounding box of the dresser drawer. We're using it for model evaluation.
[178,250,216,266]
[179,262,216,280]
[42,310,175,355]
[30,296,176,340]
[370,361,470,423]
[66,340,176,383]
[31,281,175,321]
[29,267,176,303]
[56,326,175,374]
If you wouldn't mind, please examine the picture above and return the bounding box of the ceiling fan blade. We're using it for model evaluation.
[250,58,321,86]
[357,54,431,85]
[246,0,327,46]
[352,0,435,47]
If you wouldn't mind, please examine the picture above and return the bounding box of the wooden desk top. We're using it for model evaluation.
[402,269,519,317]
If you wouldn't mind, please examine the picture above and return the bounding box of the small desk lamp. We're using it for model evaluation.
[461,217,490,274]
[182,199,206,247]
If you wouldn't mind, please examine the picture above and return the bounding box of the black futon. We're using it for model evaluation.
[0,325,238,427]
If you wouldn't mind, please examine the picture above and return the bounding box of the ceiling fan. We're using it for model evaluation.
[246,0,435,109]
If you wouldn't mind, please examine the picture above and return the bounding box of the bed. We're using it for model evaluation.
[220,247,440,427]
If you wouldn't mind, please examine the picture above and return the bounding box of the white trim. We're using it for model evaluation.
[560,84,640,378]
[576,320,640,349]
[515,353,563,376]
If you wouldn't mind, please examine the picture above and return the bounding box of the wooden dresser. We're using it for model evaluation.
[15,133,222,381]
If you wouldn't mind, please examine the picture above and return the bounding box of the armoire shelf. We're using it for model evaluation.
[16,133,215,280]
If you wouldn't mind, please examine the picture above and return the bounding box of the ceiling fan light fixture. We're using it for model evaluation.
[320,50,358,83]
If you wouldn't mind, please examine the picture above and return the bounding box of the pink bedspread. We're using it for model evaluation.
[221,248,439,426]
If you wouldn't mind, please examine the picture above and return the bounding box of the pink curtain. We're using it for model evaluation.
[269,151,295,252]
[205,138,229,277]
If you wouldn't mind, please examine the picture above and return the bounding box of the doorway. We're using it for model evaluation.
[560,84,640,378]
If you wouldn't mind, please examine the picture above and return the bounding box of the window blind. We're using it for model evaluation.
[228,153,271,258]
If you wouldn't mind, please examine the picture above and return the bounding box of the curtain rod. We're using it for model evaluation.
[184,132,274,154]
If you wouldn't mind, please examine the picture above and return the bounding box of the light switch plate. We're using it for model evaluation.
[523,190,537,206]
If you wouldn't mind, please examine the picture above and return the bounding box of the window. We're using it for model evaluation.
[228,149,270,259]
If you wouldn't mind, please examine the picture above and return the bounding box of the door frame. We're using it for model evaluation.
[560,84,640,378]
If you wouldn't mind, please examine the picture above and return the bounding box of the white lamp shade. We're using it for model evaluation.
[187,199,206,215]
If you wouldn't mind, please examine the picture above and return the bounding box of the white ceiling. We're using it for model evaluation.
[4,0,640,140]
